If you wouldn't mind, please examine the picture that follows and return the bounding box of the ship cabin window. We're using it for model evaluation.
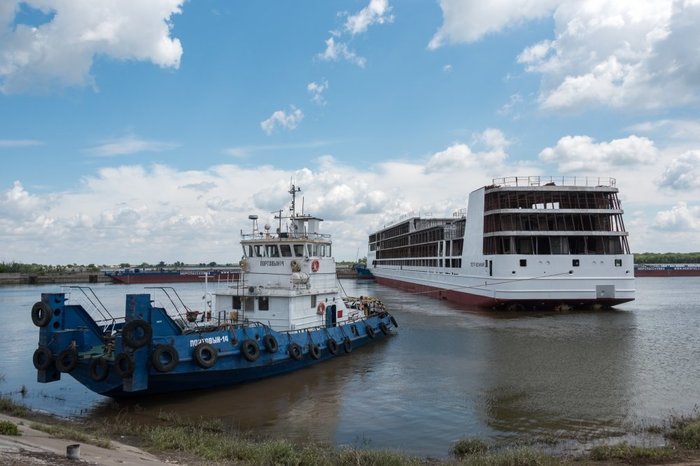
[311,294,317,308]
[519,259,527,267]
[280,244,293,257]
[244,296,255,311]
[266,244,280,257]
[293,244,305,256]
[253,244,266,257]
[615,259,622,267]
[258,296,269,311]
[232,296,241,310]
[572,259,580,267]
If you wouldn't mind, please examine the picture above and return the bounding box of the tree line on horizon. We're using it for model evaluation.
[1,253,697,274]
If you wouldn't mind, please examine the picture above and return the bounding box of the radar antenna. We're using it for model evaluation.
[289,183,301,217]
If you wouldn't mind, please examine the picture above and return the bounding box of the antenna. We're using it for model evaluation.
[289,183,301,217]
[273,209,283,233]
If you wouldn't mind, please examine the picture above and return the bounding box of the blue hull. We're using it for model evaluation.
[32,293,397,397]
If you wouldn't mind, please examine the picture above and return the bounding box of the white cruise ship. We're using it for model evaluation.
[367,176,635,310]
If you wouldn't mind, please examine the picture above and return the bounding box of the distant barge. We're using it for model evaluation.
[634,264,700,277]
[104,268,240,284]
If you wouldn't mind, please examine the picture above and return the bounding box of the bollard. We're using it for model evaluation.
[66,443,80,459]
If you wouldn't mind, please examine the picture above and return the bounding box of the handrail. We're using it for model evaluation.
[492,176,616,188]
[67,286,118,333]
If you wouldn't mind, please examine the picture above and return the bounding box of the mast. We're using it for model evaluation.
[289,183,301,218]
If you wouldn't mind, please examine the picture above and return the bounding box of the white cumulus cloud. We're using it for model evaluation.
[307,79,329,105]
[653,202,700,231]
[344,0,393,35]
[431,0,700,111]
[0,0,184,94]
[425,128,511,174]
[317,37,366,67]
[260,107,304,135]
[539,135,659,173]
[658,151,700,191]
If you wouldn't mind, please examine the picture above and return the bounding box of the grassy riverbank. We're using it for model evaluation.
[2,395,700,465]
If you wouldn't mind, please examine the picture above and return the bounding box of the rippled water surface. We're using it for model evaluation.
[1,277,699,457]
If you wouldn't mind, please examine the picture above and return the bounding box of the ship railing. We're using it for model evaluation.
[145,286,203,329]
[240,231,331,241]
[492,176,616,188]
[66,286,119,334]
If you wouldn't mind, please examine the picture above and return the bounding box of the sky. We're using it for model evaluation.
[2,0,700,265]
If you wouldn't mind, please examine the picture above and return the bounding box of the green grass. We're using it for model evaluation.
[459,446,563,466]
[30,421,111,449]
[0,396,27,417]
[668,416,700,449]
[588,442,675,462]
[451,438,490,458]
[0,420,20,436]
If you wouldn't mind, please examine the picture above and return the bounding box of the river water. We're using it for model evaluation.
[1,277,699,457]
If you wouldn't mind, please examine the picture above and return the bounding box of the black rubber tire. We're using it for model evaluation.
[33,346,53,371]
[390,316,398,327]
[263,334,278,353]
[343,337,352,353]
[151,345,178,372]
[327,338,338,355]
[193,342,217,369]
[240,339,260,362]
[288,342,302,361]
[309,343,321,360]
[55,348,78,373]
[379,322,389,335]
[31,302,53,327]
[122,320,152,349]
[89,357,109,382]
[115,353,135,378]
[366,325,375,339]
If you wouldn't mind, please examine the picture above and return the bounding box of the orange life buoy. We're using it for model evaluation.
[317,302,326,315]
[311,259,320,272]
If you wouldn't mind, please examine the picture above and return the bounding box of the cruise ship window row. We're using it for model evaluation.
[484,191,622,211]
[244,242,331,258]
[483,235,630,255]
[373,259,463,268]
[483,212,627,233]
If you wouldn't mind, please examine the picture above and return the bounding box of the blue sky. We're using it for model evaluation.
[2,0,700,264]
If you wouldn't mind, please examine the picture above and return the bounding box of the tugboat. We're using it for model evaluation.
[30,185,398,397]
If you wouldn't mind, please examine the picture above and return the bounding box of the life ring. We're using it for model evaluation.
[263,334,279,353]
[116,353,135,377]
[122,319,152,349]
[390,316,398,327]
[240,339,260,362]
[288,342,302,361]
[151,345,178,372]
[31,302,53,327]
[316,302,326,315]
[379,322,389,335]
[311,259,320,272]
[89,357,109,382]
[343,337,352,353]
[309,343,321,360]
[33,346,53,371]
[366,325,375,339]
[193,342,217,369]
[55,348,78,373]
[327,338,338,355]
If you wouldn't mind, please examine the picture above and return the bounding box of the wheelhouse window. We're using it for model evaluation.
[280,244,292,257]
[265,244,280,257]
[293,244,305,256]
